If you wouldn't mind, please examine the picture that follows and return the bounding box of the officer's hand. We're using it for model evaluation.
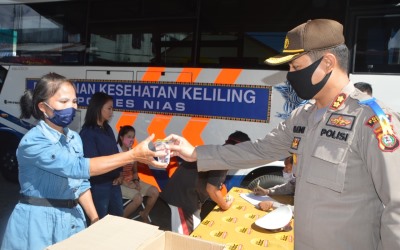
[164,134,197,162]
[253,186,269,196]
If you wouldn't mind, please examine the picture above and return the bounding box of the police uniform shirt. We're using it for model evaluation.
[195,83,400,250]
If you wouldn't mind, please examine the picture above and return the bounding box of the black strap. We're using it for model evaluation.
[19,195,78,208]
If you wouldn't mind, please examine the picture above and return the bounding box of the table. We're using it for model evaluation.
[191,187,294,250]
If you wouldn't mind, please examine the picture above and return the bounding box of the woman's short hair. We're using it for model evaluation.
[19,72,75,120]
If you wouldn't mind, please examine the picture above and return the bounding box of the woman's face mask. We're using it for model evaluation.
[286,57,332,100]
[44,102,76,128]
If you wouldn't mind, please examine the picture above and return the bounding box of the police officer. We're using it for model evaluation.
[165,19,400,250]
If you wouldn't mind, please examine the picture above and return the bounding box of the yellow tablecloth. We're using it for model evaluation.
[191,187,294,250]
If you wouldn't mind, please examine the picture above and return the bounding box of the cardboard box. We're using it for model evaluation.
[46,215,225,250]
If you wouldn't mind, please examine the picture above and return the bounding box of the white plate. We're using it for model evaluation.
[255,205,293,230]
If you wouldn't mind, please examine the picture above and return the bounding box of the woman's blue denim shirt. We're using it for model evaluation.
[17,120,91,199]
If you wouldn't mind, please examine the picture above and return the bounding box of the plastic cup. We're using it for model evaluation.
[154,139,170,164]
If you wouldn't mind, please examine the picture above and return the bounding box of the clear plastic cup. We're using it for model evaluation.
[154,139,170,164]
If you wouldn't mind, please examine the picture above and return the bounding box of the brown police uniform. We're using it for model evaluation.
[196,83,400,249]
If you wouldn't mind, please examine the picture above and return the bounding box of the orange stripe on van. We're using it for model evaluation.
[115,112,138,132]
[141,67,166,81]
[177,68,202,83]
[140,68,171,190]
[147,114,173,139]
[180,69,242,146]
[182,117,209,146]
[214,68,242,84]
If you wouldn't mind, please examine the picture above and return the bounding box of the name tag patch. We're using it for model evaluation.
[293,126,306,134]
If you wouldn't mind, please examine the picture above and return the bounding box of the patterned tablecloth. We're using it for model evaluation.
[191,187,294,250]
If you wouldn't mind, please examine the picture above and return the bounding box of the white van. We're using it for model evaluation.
[0,65,298,190]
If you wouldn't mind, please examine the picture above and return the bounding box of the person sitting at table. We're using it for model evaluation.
[253,156,295,211]
[160,131,251,235]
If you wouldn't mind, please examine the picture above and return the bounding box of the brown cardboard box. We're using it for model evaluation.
[46,215,225,250]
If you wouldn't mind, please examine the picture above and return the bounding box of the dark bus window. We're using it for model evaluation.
[0,2,87,65]
[0,0,347,69]
[353,15,400,73]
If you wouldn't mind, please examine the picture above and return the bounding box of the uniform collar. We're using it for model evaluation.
[328,82,354,112]
[302,99,315,112]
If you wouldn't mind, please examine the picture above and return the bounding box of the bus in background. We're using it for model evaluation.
[0,0,399,191]
[346,2,400,112]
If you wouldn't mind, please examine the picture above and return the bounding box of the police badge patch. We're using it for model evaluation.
[374,126,399,152]
[359,98,399,152]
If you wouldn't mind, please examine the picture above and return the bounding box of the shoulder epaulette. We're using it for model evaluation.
[359,97,394,135]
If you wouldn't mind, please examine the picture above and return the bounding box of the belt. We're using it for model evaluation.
[19,195,78,208]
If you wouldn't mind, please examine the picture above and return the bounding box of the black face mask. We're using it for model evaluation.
[286,57,332,100]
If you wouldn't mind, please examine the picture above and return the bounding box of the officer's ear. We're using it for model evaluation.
[322,53,336,73]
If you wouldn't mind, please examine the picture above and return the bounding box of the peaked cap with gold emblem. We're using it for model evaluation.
[265,19,345,65]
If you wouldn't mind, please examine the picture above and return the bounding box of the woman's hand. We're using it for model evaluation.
[130,134,168,168]
[164,134,197,162]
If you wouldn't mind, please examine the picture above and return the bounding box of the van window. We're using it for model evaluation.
[353,14,400,73]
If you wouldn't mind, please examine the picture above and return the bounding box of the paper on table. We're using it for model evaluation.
[255,205,293,230]
[239,193,276,206]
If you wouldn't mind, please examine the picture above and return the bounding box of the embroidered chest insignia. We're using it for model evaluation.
[331,116,351,126]
[330,93,347,110]
[326,113,355,130]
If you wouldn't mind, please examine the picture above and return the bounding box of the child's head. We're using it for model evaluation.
[117,125,136,148]
[224,131,251,145]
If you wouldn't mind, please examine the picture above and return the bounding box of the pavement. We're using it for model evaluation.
[0,174,173,247]
[0,174,20,247]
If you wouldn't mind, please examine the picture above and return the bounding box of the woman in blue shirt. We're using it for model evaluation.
[79,92,123,219]
[1,73,167,250]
